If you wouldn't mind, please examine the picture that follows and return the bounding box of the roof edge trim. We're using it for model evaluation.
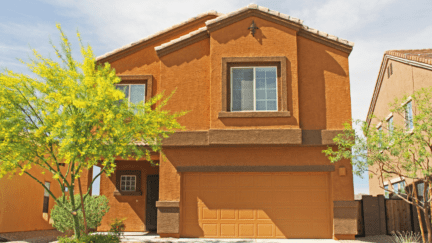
[96,11,220,63]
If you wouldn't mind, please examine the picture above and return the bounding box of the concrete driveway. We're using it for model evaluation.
[118,232,339,243]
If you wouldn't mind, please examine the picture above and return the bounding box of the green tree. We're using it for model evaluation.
[51,195,110,235]
[323,87,432,243]
[0,25,184,238]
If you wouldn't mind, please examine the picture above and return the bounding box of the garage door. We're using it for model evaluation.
[181,172,331,239]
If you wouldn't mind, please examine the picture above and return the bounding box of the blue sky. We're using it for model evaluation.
[2,0,432,195]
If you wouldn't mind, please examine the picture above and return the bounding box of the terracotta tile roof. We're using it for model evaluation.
[154,4,354,53]
[96,10,222,61]
[386,49,432,65]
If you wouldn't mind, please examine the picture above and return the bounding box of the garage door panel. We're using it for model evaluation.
[182,172,331,239]
[220,224,236,237]
[239,224,255,237]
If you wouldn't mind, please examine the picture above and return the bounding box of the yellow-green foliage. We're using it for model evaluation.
[0,24,184,237]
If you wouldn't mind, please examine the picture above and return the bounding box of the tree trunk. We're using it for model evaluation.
[424,208,432,243]
[69,191,81,238]
[413,186,426,243]
[78,178,89,235]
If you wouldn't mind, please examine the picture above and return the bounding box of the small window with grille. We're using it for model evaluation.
[120,175,136,191]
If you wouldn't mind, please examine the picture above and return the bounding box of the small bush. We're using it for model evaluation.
[109,218,126,238]
[391,231,422,243]
[51,195,110,235]
[57,234,120,243]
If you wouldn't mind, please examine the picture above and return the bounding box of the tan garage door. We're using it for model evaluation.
[181,172,332,239]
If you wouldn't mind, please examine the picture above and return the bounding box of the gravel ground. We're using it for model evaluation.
[340,235,395,243]
[0,229,67,243]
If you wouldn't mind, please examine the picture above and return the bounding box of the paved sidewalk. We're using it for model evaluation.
[112,232,339,243]
[339,235,394,243]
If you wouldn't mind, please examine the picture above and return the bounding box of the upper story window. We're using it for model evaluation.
[231,67,277,112]
[404,100,413,130]
[219,57,290,118]
[377,125,383,147]
[116,84,146,105]
[115,75,153,107]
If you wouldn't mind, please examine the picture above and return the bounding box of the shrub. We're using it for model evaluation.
[57,234,120,243]
[51,195,110,235]
[391,231,422,243]
[109,218,126,238]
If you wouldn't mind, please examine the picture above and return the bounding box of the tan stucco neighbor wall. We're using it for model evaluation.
[368,57,432,196]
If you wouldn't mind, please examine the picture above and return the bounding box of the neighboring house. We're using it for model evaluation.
[0,165,79,233]
[79,4,356,240]
[367,49,432,198]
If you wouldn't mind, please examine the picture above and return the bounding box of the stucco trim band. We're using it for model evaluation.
[209,129,301,145]
[221,56,288,113]
[156,201,180,208]
[176,165,335,172]
[333,200,359,235]
[218,111,290,118]
[162,131,209,146]
[162,129,343,146]
[321,130,344,145]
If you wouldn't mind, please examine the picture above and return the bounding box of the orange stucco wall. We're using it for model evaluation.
[104,13,354,238]
[97,161,158,232]
[369,59,432,196]
[0,166,64,233]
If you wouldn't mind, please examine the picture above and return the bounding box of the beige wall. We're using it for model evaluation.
[369,58,432,196]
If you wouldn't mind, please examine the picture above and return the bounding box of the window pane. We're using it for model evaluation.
[44,182,51,197]
[232,68,253,111]
[405,101,413,130]
[267,89,277,100]
[267,101,277,111]
[256,90,266,100]
[255,67,277,111]
[130,85,145,104]
[384,185,389,199]
[256,101,266,111]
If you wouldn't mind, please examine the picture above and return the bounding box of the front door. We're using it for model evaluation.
[146,175,159,231]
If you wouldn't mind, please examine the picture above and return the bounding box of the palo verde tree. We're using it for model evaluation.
[0,25,184,238]
[323,87,432,243]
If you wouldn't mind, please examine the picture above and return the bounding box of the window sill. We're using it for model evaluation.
[218,111,290,118]
[113,190,142,196]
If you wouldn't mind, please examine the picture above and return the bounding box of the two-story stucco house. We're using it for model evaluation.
[367,49,432,198]
[78,4,357,240]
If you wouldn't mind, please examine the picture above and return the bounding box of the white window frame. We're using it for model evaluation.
[115,84,146,105]
[401,97,414,132]
[230,66,278,112]
[120,175,137,192]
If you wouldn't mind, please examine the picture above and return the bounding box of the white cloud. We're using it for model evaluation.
[291,0,395,37]
[43,0,250,50]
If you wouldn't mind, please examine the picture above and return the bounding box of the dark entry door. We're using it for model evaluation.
[146,175,159,231]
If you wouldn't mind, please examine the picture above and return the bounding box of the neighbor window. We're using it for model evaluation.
[120,175,136,191]
[116,84,146,105]
[384,185,389,199]
[231,67,277,112]
[377,126,383,147]
[387,116,394,137]
[404,100,413,130]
